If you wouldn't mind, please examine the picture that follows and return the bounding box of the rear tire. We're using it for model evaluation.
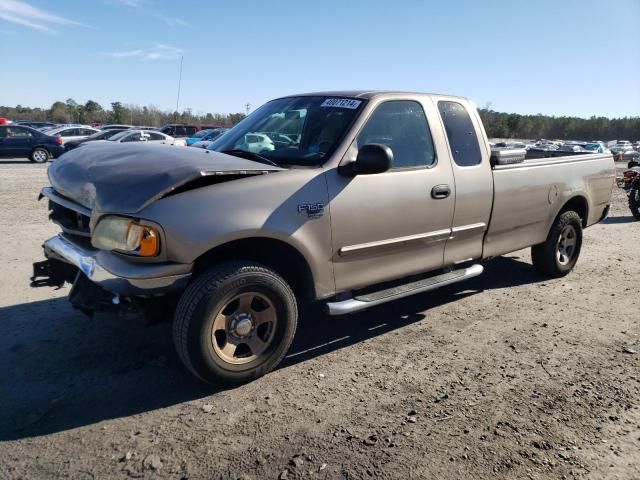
[629,188,640,220]
[531,211,583,277]
[173,261,297,385]
[30,147,50,163]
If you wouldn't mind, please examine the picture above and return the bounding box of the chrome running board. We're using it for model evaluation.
[326,264,483,316]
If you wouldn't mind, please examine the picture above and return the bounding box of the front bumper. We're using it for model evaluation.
[40,234,192,296]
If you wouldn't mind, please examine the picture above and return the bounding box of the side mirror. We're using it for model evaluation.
[345,144,393,175]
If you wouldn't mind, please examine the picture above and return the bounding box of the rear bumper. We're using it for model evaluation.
[41,234,192,296]
[47,145,66,158]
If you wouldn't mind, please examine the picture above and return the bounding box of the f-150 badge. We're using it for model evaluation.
[298,203,324,218]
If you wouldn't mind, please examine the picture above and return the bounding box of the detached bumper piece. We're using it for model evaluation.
[31,258,78,288]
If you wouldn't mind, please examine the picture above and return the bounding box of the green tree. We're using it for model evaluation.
[110,102,126,124]
[49,101,68,123]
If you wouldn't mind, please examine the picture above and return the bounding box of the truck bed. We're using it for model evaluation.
[483,153,615,258]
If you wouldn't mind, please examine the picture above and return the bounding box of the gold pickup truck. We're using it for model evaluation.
[32,91,615,384]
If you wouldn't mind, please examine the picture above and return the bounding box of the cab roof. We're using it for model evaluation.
[281,90,469,101]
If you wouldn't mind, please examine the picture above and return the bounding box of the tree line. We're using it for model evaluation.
[1,99,638,141]
[0,99,247,128]
[478,108,639,141]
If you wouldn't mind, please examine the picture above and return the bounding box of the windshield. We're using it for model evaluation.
[108,130,133,141]
[193,129,214,138]
[208,96,365,166]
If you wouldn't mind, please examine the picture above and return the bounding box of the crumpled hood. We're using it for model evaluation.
[48,142,284,213]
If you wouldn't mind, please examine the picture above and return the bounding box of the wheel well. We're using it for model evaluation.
[559,196,588,227]
[192,238,316,300]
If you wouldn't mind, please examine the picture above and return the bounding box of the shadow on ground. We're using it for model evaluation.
[0,255,544,440]
[601,215,638,224]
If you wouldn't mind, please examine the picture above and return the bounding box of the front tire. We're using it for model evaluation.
[629,188,640,220]
[531,211,583,277]
[173,262,297,385]
[30,147,50,163]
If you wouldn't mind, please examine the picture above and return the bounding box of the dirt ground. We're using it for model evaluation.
[0,159,638,480]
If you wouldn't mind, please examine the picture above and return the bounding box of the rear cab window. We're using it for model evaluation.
[437,101,482,167]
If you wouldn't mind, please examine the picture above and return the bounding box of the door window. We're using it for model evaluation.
[356,100,435,169]
[148,132,166,141]
[7,126,33,137]
[0,127,7,138]
[121,133,141,142]
[437,101,482,167]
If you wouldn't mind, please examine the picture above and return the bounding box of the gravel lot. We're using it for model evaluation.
[0,159,638,480]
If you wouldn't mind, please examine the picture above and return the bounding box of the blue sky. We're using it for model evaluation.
[0,0,639,118]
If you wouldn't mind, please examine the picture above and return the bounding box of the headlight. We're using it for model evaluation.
[92,216,160,257]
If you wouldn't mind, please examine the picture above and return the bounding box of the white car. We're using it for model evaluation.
[107,129,183,146]
[47,126,100,144]
[233,133,274,153]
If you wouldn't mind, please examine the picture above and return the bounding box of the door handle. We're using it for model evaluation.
[431,184,451,199]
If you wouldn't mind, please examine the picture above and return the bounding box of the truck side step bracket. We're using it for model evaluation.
[326,264,484,316]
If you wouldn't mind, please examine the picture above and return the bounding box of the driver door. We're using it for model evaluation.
[327,99,456,292]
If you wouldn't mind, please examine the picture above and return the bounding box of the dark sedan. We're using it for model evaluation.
[64,128,129,151]
[13,120,57,130]
[0,125,65,162]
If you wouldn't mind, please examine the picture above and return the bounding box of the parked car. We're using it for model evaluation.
[46,126,100,144]
[0,124,64,162]
[158,124,221,138]
[494,142,527,149]
[13,121,57,130]
[584,143,606,153]
[185,128,229,146]
[32,91,615,385]
[234,133,275,153]
[64,128,130,150]
[558,144,589,153]
[610,144,634,155]
[106,129,180,145]
[98,124,135,130]
[38,125,64,132]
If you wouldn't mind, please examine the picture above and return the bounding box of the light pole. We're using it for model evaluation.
[175,55,184,122]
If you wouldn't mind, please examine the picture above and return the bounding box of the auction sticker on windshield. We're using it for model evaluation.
[321,98,362,109]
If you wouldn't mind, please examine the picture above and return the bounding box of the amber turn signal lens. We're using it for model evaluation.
[138,227,159,257]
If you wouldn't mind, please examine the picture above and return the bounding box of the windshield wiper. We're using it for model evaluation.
[220,149,279,167]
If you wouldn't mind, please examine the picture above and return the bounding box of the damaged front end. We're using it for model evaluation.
[31,191,191,320]
[32,142,284,319]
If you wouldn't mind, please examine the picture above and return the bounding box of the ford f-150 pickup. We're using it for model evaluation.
[32,91,615,384]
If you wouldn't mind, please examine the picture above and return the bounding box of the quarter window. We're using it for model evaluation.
[437,101,482,167]
[356,100,435,169]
